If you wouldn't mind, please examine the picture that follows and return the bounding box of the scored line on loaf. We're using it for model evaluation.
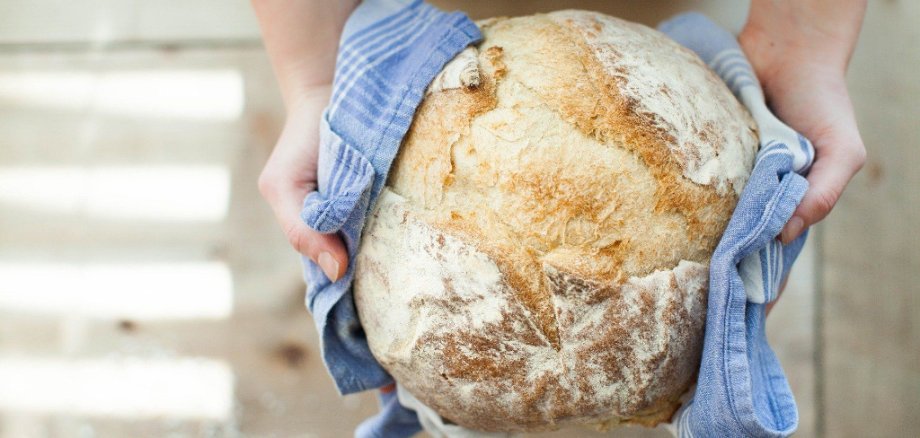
[356,10,758,432]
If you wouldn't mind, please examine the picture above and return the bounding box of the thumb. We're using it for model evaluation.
[779,138,865,244]
[260,178,349,282]
[284,214,349,283]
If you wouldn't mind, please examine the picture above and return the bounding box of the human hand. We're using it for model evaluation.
[258,86,348,282]
[739,0,867,245]
[250,0,357,282]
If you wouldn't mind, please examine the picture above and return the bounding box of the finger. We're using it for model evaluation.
[282,215,348,282]
[260,176,349,282]
[780,138,865,244]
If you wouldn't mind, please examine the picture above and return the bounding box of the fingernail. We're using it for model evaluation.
[780,216,804,245]
[318,252,340,282]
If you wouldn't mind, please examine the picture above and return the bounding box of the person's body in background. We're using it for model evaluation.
[250,0,867,417]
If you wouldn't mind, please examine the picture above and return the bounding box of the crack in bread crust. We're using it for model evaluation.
[356,192,709,431]
[355,10,757,433]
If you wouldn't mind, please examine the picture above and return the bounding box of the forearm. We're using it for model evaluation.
[251,0,359,110]
[741,0,867,80]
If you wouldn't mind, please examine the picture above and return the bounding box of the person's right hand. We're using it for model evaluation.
[739,0,867,245]
[258,85,348,282]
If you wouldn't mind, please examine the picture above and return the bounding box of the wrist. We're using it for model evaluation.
[285,84,332,118]
[740,0,866,79]
[274,57,335,112]
[739,25,847,84]
[739,24,852,103]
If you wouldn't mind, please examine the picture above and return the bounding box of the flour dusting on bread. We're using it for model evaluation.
[354,10,757,432]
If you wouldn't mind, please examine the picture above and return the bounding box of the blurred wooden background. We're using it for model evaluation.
[0,1,916,437]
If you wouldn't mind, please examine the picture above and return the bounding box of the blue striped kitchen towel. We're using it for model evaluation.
[659,12,814,438]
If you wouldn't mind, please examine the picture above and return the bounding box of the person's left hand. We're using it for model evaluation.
[258,85,348,282]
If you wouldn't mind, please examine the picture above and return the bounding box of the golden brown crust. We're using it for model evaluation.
[355,193,709,432]
[359,10,757,432]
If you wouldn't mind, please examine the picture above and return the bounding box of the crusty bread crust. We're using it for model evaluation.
[356,191,708,431]
[354,10,757,432]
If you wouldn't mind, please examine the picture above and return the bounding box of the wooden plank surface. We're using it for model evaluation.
[0,0,260,46]
[822,1,920,437]
[0,47,381,437]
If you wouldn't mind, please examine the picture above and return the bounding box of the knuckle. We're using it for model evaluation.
[811,188,839,218]
[283,223,311,255]
[851,144,867,170]
[257,170,276,200]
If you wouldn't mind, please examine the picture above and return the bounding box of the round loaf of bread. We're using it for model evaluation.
[353,10,758,432]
